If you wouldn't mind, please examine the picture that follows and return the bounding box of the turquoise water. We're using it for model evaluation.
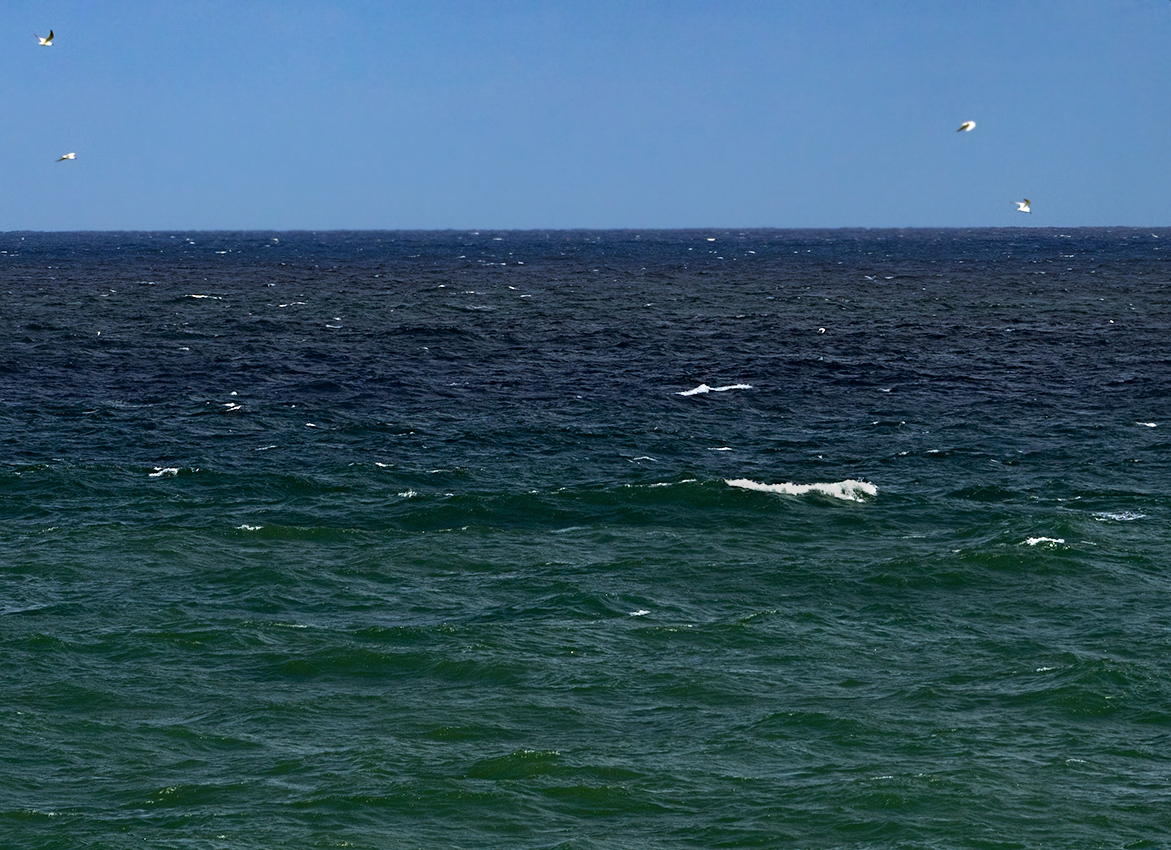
[2,229,1170,848]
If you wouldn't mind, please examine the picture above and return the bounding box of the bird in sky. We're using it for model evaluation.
[56,152,76,162]
[956,120,976,132]
[36,30,54,46]
[1015,199,1031,213]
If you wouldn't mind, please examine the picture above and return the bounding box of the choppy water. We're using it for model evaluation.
[2,229,1170,849]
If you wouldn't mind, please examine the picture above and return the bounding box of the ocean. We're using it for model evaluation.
[2,228,1169,849]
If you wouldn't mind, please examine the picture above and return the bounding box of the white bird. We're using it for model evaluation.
[56,152,75,162]
[36,30,54,46]
[1015,199,1031,213]
[956,120,976,132]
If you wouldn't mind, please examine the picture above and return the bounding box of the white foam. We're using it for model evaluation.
[1023,537,1065,546]
[725,478,877,502]
[398,490,417,498]
[678,383,752,396]
[237,525,262,532]
[149,467,180,477]
[1137,422,1157,428]
[1092,511,1146,522]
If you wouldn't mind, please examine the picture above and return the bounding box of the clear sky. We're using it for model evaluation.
[4,0,1169,230]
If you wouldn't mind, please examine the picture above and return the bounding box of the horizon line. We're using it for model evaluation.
[4,225,1169,235]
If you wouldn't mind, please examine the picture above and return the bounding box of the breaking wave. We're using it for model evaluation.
[678,383,753,396]
[725,478,877,502]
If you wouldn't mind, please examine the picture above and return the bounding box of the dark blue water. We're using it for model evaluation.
[2,229,1170,848]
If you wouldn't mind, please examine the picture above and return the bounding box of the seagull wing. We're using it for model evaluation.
[48,29,54,39]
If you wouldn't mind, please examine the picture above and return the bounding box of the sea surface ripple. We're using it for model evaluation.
[2,229,1170,848]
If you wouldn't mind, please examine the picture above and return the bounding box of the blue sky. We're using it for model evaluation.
[4,1,1169,230]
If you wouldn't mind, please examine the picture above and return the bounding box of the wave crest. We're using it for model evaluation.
[725,478,877,502]
[678,383,752,396]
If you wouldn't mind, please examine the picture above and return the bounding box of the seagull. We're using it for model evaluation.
[36,30,54,46]
[56,152,75,162]
[1015,199,1031,213]
[956,120,976,132]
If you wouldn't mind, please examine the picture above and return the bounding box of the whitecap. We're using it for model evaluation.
[1137,422,1157,428]
[1092,511,1146,522]
[678,383,752,396]
[398,490,418,498]
[149,467,180,477]
[725,478,877,502]
[629,609,650,616]
[1023,537,1065,546]
[237,525,262,531]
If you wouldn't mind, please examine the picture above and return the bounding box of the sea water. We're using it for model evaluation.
[2,229,1169,848]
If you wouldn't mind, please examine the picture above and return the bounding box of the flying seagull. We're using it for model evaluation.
[1015,199,1031,213]
[956,120,976,132]
[36,30,54,46]
[56,152,75,162]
